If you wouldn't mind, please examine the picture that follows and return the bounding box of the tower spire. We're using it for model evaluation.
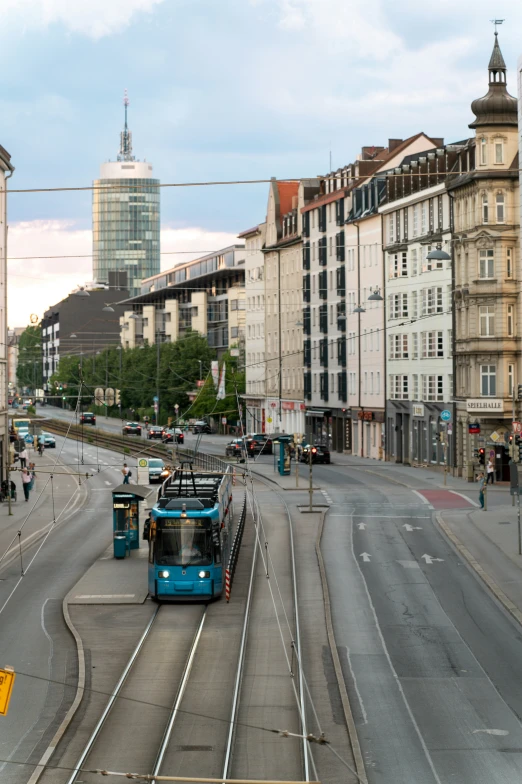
[469,29,517,129]
[118,89,135,162]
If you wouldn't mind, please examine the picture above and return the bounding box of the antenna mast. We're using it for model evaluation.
[118,88,135,162]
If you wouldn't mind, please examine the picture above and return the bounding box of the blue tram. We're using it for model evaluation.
[147,466,233,600]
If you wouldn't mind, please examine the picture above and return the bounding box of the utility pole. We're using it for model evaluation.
[278,250,282,432]
[156,330,160,426]
[308,437,313,512]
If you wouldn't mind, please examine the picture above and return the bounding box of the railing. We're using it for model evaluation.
[225,492,247,602]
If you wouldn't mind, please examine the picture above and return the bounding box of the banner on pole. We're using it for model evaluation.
[211,360,219,388]
[217,363,226,400]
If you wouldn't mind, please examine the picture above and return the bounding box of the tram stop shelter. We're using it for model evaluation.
[112,484,151,559]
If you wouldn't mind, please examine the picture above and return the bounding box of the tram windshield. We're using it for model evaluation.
[155,524,213,566]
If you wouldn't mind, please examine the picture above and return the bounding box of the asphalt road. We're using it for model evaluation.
[317,463,522,783]
[0,436,120,784]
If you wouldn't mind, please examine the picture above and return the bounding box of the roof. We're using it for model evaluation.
[237,225,261,238]
[277,181,299,217]
[112,484,152,499]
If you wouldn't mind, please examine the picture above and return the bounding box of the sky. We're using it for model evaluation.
[3,0,522,325]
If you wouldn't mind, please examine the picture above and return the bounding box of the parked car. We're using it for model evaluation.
[122,421,142,436]
[193,421,212,434]
[80,412,96,425]
[40,431,56,448]
[225,438,247,458]
[248,433,273,455]
[147,425,164,440]
[148,458,165,483]
[300,444,331,464]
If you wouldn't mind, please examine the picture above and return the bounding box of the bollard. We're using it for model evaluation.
[225,568,231,602]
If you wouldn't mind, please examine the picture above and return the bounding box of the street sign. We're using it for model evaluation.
[153,403,158,412]
[489,449,495,458]
[514,422,522,434]
[490,431,501,443]
[221,417,227,425]
[469,422,480,434]
[447,423,453,435]
[0,667,15,716]
[153,396,159,403]
[440,410,451,423]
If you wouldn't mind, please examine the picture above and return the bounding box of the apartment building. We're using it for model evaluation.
[119,246,246,357]
[241,223,267,433]
[450,32,520,480]
[302,134,442,456]
[381,146,458,466]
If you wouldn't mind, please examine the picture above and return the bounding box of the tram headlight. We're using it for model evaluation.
[198,571,210,578]
[158,570,170,578]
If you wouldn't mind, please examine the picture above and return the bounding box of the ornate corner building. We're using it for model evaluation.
[449,33,520,479]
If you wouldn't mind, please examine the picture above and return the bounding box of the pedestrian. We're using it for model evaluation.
[477,472,485,509]
[21,468,32,502]
[486,457,495,484]
[19,447,28,469]
[122,463,131,484]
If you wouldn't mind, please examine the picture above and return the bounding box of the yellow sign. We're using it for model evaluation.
[490,431,500,443]
[0,667,15,716]
[138,459,148,467]
[267,417,272,424]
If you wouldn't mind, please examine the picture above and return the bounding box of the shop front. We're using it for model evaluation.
[386,401,454,468]
[457,398,512,481]
[351,409,384,460]
[305,409,351,452]
[244,396,265,434]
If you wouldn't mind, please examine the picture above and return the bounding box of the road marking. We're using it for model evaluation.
[472,729,509,736]
[411,490,434,509]
[397,560,421,569]
[331,514,430,519]
[350,517,443,784]
[104,481,112,486]
[345,646,368,725]
[421,554,444,564]
[449,490,480,508]
[357,523,366,530]
[360,552,371,562]
[74,594,136,599]
[403,524,423,531]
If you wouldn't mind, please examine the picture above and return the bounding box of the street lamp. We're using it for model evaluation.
[426,243,451,261]
[353,304,366,313]
[102,304,115,313]
[368,287,383,301]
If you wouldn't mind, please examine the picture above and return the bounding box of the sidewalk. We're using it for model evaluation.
[0,447,87,572]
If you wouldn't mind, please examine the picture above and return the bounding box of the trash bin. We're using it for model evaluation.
[113,535,127,559]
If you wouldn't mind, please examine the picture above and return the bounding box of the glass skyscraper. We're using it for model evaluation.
[92,94,160,297]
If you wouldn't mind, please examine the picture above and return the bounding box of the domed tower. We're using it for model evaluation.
[469,32,518,170]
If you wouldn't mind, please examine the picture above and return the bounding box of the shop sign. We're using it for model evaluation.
[357,411,374,421]
[468,422,480,434]
[466,399,504,413]
[282,401,295,411]
[413,404,425,417]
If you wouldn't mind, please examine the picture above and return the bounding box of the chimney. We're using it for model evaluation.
[388,138,404,152]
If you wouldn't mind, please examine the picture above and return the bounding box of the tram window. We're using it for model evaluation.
[214,540,221,564]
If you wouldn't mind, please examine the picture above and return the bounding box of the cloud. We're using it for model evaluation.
[7,220,240,328]
[3,0,166,38]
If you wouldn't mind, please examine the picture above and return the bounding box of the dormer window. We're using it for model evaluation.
[495,141,504,164]
[496,192,505,223]
[480,137,487,165]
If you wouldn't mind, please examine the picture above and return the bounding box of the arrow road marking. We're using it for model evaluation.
[357,523,366,530]
[403,524,423,531]
[421,554,444,564]
[360,552,371,562]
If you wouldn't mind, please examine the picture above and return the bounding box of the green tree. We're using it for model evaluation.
[17,325,43,391]
[190,347,245,424]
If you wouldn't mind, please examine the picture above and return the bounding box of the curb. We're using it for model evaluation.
[435,512,522,629]
[315,510,368,784]
[26,593,86,784]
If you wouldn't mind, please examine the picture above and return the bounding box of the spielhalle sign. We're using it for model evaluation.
[466,399,504,413]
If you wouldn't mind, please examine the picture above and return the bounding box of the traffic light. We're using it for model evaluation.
[516,436,522,464]
[115,389,121,406]
[478,448,485,465]
[518,384,522,401]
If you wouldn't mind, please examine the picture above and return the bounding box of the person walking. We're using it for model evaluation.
[122,463,131,484]
[486,457,495,484]
[21,468,32,502]
[477,472,485,509]
[19,447,28,469]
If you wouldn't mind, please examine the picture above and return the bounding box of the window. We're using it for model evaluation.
[508,304,515,337]
[495,141,504,164]
[479,249,494,278]
[389,293,408,319]
[370,372,374,394]
[411,248,418,276]
[422,374,444,402]
[482,194,489,224]
[231,300,238,311]
[412,332,419,359]
[481,365,496,396]
[364,372,367,394]
[389,334,409,359]
[496,192,505,223]
[389,252,407,278]
[507,248,513,278]
[509,364,514,397]
[376,372,381,395]
[421,287,443,315]
[479,305,495,336]
[412,291,418,319]
[481,137,487,165]
[421,203,427,235]
[413,374,419,400]
[421,331,444,358]
[388,214,395,244]
[413,205,418,237]
[390,374,409,400]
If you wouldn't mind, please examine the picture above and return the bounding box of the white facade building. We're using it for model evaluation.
[241,223,267,433]
[380,150,455,466]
